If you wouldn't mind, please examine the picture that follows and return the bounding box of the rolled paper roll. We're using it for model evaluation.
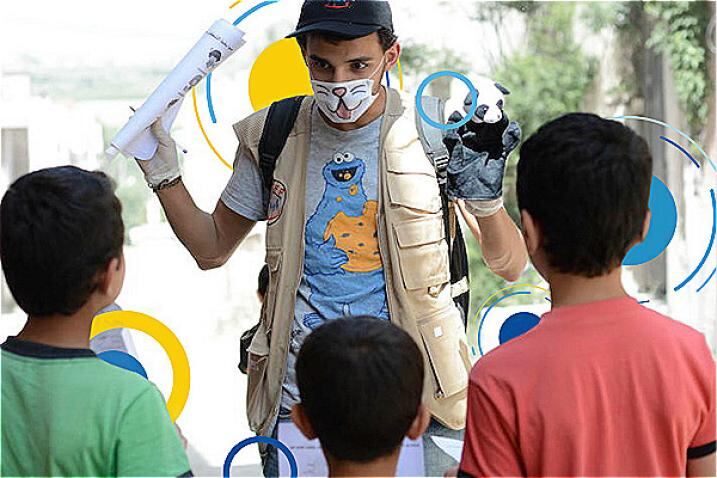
[106,19,246,160]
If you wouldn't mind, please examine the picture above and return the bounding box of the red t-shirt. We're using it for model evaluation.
[460,296,715,477]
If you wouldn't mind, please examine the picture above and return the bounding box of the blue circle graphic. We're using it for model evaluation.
[97,350,148,379]
[415,71,478,131]
[499,312,541,344]
[623,176,677,266]
[223,436,298,478]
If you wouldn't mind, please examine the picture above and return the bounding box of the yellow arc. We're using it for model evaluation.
[91,310,191,422]
[192,87,233,170]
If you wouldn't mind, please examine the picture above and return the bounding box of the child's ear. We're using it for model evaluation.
[520,209,541,255]
[97,253,124,303]
[641,209,652,242]
[406,404,431,440]
[291,404,317,440]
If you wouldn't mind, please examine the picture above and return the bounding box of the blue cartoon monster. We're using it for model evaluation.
[303,151,389,329]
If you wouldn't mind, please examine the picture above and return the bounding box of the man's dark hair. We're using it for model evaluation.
[0,166,124,316]
[517,113,653,277]
[296,27,397,52]
[296,317,423,462]
[257,264,269,298]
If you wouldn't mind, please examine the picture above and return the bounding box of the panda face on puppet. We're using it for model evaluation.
[462,76,511,124]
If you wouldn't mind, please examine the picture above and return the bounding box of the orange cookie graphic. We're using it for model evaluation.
[325,201,381,273]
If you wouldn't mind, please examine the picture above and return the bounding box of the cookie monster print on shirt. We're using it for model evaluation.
[303,151,388,329]
[218,103,388,411]
[282,105,388,410]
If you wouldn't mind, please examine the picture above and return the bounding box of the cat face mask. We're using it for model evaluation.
[310,59,385,124]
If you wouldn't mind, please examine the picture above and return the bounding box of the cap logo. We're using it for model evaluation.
[324,1,353,9]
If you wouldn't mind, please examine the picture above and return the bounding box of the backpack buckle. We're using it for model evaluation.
[433,153,449,185]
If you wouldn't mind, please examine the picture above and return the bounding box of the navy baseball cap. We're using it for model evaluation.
[287,0,393,39]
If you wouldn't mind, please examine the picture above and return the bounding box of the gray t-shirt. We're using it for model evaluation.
[221,104,389,409]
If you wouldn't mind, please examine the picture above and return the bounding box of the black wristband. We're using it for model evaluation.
[152,176,182,193]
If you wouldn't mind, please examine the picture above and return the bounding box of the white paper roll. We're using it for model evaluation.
[106,19,246,160]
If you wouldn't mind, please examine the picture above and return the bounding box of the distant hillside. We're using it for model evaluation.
[7,66,171,101]
[3,65,169,101]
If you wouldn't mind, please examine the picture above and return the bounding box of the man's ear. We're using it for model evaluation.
[385,42,400,72]
[641,209,652,242]
[291,404,317,440]
[406,404,431,440]
[520,209,541,255]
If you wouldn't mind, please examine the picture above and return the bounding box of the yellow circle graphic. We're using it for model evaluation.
[249,38,313,111]
[90,310,190,422]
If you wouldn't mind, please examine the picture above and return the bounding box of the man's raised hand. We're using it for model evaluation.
[135,119,182,192]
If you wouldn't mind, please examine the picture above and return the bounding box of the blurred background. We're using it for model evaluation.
[1,1,715,476]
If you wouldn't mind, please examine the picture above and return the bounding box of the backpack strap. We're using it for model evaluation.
[416,96,471,325]
[415,96,450,187]
[415,96,453,244]
[258,96,306,200]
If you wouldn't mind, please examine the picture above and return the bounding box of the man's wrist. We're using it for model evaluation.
[150,176,182,193]
[463,197,503,218]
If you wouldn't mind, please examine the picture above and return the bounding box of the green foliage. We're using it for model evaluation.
[581,1,712,133]
[579,1,623,33]
[490,2,597,225]
[472,1,540,23]
[644,1,712,130]
[399,42,470,76]
[494,3,597,141]
[465,2,594,309]
[99,126,150,244]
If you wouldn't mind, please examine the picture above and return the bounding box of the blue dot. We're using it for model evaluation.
[98,350,148,379]
[623,176,677,266]
[499,312,541,344]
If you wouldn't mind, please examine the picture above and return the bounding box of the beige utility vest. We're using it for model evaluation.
[235,88,473,437]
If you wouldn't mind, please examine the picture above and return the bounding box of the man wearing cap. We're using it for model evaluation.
[136,0,528,475]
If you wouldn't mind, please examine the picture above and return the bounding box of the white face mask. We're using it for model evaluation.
[310,59,385,124]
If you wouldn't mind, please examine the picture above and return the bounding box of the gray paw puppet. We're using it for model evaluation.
[443,77,522,201]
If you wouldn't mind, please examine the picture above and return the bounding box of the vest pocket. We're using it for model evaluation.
[393,216,450,290]
[417,306,470,399]
[246,320,271,431]
[261,248,283,334]
[246,247,281,432]
[386,172,442,213]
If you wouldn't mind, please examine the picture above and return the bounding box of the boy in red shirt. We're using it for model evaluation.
[458,113,715,477]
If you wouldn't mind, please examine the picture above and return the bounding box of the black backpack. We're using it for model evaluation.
[258,95,470,322]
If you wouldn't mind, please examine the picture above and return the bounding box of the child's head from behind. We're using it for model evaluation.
[517,113,652,280]
[257,264,269,303]
[1,166,125,317]
[293,317,428,466]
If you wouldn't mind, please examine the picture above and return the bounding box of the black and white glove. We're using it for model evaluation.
[443,111,521,217]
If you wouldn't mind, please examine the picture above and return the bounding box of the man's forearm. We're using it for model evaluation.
[155,181,233,269]
[474,208,528,282]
